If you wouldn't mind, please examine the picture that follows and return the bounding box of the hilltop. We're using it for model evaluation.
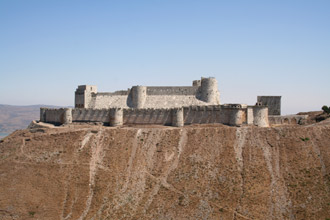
[0,120,329,219]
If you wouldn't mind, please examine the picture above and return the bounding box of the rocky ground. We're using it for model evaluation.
[0,120,329,219]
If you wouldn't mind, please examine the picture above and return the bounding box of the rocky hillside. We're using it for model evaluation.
[0,121,329,219]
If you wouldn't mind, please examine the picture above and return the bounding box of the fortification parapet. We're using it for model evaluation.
[223,104,247,109]
[172,108,184,127]
[200,77,220,104]
[253,106,269,127]
[109,108,123,126]
[130,86,147,109]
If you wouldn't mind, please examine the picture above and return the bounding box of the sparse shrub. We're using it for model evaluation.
[300,137,310,142]
[29,211,36,217]
[322,105,330,114]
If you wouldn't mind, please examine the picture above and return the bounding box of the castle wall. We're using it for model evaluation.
[183,106,221,124]
[123,108,172,125]
[143,95,211,108]
[72,109,109,122]
[88,94,128,109]
[41,105,268,127]
[87,94,216,109]
[146,87,198,95]
[268,115,308,125]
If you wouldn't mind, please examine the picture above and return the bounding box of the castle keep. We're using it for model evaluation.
[74,77,220,109]
[40,77,279,127]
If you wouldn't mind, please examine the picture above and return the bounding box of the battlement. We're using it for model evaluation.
[40,104,269,127]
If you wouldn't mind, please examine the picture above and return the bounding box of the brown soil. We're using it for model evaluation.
[0,122,329,219]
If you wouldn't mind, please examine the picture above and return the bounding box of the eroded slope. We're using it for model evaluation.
[0,123,329,219]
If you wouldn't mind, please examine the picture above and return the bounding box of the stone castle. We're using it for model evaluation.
[40,77,284,127]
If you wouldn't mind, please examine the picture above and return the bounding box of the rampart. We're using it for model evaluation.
[40,105,269,127]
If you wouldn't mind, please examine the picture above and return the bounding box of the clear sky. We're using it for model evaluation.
[0,0,329,114]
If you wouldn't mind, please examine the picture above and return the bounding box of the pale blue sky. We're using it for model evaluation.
[0,0,329,114]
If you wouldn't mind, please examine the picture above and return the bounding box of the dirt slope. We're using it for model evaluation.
[0,122,329,220]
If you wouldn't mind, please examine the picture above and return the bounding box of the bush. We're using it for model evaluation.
[322,105,330,114]
[29,211,36,217]
[300,137,310,142]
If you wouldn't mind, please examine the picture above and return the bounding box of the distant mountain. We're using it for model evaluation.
[0,104,70,133]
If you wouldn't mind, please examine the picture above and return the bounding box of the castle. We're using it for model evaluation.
[40,77,283,127]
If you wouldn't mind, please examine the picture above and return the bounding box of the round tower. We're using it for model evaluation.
[109,108,123,126]
[253,106,269,127]
[200,77,220,104]
[62,108,72,124]
[229,109,244,126]
[172,108,184,127]
[131,86,147,108]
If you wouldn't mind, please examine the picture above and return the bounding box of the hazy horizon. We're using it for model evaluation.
[1,1,329,115]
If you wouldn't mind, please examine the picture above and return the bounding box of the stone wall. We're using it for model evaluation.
[72,109,109,123]
[41,105,270,127]
[123,108,173,125]
[88,94,128,109]
[146,86,199,96]
[75,77,221,109]
[268,115,308,125]
[87,94,216,109]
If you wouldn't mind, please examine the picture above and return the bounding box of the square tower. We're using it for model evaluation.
[257,96,281,115]
[75,85,97,108]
